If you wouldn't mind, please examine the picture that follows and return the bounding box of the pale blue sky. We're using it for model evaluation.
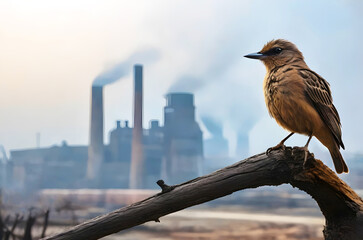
[1,0,362,158]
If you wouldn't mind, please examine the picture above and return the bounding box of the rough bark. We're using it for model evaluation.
[42,147,363,240]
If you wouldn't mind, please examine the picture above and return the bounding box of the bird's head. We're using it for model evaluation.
[244,39,305,71]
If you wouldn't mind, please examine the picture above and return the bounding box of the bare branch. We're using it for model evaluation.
[24,212,37,240]
[41,209,50,238]
[42,147,363,240]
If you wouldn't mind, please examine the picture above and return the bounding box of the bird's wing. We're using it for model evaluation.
[299,69,345,149]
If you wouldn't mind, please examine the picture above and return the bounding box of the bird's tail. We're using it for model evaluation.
[329,145,348,174]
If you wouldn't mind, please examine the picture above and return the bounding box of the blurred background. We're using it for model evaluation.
[1,0,363,239]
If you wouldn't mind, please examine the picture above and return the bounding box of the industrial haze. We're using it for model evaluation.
[1,1,363,156]
[5,64,208,191]
[1,0,363,207]
[1,2,363,239]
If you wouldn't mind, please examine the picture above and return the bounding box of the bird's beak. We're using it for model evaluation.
[244,52,265,60]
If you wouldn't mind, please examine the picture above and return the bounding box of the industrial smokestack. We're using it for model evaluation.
[87,86,104,180]
[129,64,144,189]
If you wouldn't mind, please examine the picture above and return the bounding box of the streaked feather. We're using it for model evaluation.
[300,69,345,149]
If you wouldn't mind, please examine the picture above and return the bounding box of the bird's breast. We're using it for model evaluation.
[263,74,280,111]
[263,73,319,135]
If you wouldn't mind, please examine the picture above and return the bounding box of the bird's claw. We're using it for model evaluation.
[266,143,286,155]
[301,146,309,168]
[294,146,310,168]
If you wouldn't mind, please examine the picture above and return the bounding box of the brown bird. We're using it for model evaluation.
[244,39,348,174]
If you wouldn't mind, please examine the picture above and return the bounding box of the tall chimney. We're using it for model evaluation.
[87,85,104,180]
[129,65,144,188]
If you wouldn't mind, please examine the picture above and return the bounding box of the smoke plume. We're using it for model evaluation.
[93,47,160,86]
[168,75,205,93]
[201,116,223,137]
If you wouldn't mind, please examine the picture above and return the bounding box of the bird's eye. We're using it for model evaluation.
[263,47,283,56]
[273,47,283,54]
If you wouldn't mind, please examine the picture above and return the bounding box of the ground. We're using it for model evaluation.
[105,210,323,240]
[45,207,324,240]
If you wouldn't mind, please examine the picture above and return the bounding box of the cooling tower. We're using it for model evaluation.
[87,85,104,180]
[129,65,144,188]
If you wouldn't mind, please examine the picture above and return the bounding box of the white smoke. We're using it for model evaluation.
[92,47,160,86]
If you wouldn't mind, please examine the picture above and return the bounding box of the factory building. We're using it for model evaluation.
[162,93,203,183]
[9,64,204,190]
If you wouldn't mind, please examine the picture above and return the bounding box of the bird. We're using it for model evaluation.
[244,39,348,174]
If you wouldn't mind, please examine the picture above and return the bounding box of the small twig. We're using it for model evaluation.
[24,212,37,240]
[41,209,50,238]
[9,214,21,240]
[2,218,15,240]
[156,180,175,193]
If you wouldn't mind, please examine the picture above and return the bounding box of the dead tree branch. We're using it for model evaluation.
[42,147,363,240]
[41,209,50,238]
[23,212,36,240]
